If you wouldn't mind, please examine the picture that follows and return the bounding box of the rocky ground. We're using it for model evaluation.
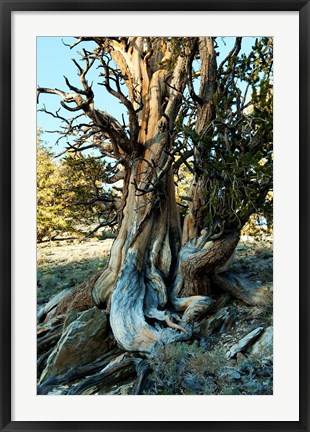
[37,235,273,395]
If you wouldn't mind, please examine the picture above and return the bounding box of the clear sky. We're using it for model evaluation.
[37,36,256,154]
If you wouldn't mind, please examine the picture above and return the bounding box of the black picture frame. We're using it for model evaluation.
[1,1,309,431]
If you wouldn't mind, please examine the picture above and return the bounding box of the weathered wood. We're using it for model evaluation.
[171,232,239,304]
[200,306,237,337]
[132,359,151,395]
[182,37,217,241]
[209,293,231,313]
[214,271,269,306]
[37,325,63,356]
[67,354,138,395]
[37,347,54,378]
[85,39,203,354]
[226,327,264,359]
[249,326,273,357]
[37,288,71,323]
[37,348,120,395]
[39,307,109,383]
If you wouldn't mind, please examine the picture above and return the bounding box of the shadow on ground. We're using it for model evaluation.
[37,257,108,303]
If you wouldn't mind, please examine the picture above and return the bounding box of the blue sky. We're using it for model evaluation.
[37,37,257,154]
[37,37,125,152]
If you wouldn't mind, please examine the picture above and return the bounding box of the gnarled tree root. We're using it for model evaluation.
[66,353,139,395]
[213,271,270,306]
[37,348,122,395]
[132,359,151,395]
[37,324,63,356]
[55,271,101,316]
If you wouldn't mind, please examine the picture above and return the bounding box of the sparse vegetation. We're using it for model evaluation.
[37,236,273,395]
[37,239,111,302]
[144,338,272,395]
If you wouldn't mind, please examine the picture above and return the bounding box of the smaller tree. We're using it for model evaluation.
[59,154,120,237]
[37,133,118,242]
[37,138,75,241]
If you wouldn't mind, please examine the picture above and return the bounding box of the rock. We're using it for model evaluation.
[249,326,273,357]
[39,307,109,383]
[226,326,264,359]
[63,310,78,330]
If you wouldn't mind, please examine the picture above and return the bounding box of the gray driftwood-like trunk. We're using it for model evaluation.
[88,37,220,353]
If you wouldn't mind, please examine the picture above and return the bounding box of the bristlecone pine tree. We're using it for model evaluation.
[37,36,273,393]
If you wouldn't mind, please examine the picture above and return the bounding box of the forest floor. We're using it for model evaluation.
[37,235,273,395]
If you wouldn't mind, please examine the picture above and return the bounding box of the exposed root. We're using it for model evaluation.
[66,353,139,395]
[37,289,71,323]
[37,348,121,395]
[132,359,151,395]
[55,270,100,315]
[37,324,63,356]
[214,271,270,306]
[181,296,214,327]
[110,257,159,353]
[164,314,189,335]
[37,347,54,378]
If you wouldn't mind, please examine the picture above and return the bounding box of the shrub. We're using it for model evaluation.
[143,340,273,395]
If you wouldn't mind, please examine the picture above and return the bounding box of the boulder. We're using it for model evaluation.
[40,307,109,383]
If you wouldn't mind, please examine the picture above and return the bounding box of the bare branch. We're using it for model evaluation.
[86,217,117,238]
[173,149,194,173]
[37,87,66,103]
[97,55,140,144]
[37,84,131,159]
[187,38,204,106]
[104,170,125,184]
[217,37,242,78]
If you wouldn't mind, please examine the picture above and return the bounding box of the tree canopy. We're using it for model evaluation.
[38,37,272,239]
[37,130,118,241]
